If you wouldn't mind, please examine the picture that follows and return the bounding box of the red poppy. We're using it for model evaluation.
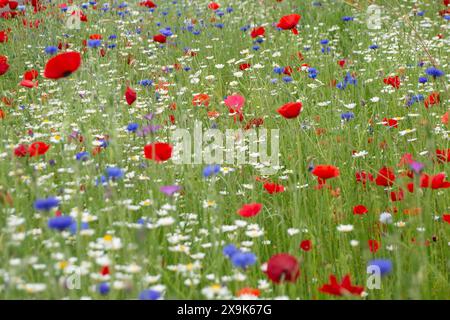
[236,287,260,297]
[312,165,340,184]
[28,141,50,157]
[125,86,136,105]
[23,69,39,81]
[353,205,368,215]
[375,167,396,187]
[208,2,220,10]
[283,66,293,76]
[140,0,157,8]
[383,75,400,89]
[0,30,8,43]
[368,239,380,253]
[424,92,440,108]
[319,274,364,297]
[239,63,251,71]
[338,59,346,68]
[153,34,167,43]
[300,240,312,252]
[420,173,450,189]
[14,144,28,157]
[89,34,102,40]
[237,203,262,218]
[390,189,404,202]
[277,102,302,119]
[250,26,265,38]
[382,117,398,128]
[266,253,300,283]
[20,79,38,88]
[143,142,173,162]
[43,52,81,79]
[100,265,110,276]
[192,93,210,107]
[8,1,18,9]
[0,55,9,76]
[443,214,450,224]
[277,14,301,35]
[263,182,285,194]
[355,171,374,185]
[443,112,449,125]
[436,149,450,163]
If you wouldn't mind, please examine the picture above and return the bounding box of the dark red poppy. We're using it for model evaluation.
[125,86,136,105]
[0,30,8,43]
[319,274,364,297]
[239,63,251,71]
[375,167,396,187]
[0,55,9,76]
[338,59,346,68]
[443,214,450,224]
[277,102,302,119]
[368,239,380,253]
[263,182,285,194]
[250,26,265,38]
[100,265,110,276]
[208,2,220,10]
[140,0,157,8]
[28,141,50,157]
[390,189,404,202]
[424,92,440,108]
[43,52,81,79]
[383,75,400,89]
[23,69,39,81]
[277,14,301,34]
[353,205,368,215]
[436,149,450,163]
[300,240,312,252]
[237,203,262,218]
[153,34,167,43]
[266,253,300,283]
[283,66,293,76]
[355,171,374,185]
[192,93,210,107]
[382,117,398,128]
[144,142,173,162]
[14,144,28,157]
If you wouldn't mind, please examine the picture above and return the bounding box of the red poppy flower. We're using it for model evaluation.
[153,34,167,43]
[239,63,251,71]
[143,142,173,162]
[300,240,312,252]
[208,2,220,10]
[353,205,368,215]
[20,79,38,88]
[43,52,81,79]
[420,173,450,189]
[277,102,302,119]
[263,182,285,194]
[192,93,210,107]
[436,149,450,163]
[375,167,396,187]
[312,165,340,184]
[277,14,301,35]
[89,34,102,40]
[266,253,300,284]
[383,75,400,89]
[382,117,398,128]
[319,274,364,297]
[237,203,262,218]
[443,214,450,224]
[355,171,374,185]
[125,86,136,105]
[8,1,18,9]
[0,55,9,76]
[100,265,110,276]
[14,144,28,157]
[338,59,346,68]
[368,239,380,253]
[250,26,265,38]
[140,0,157,8]
[443,112,449,125]
[23,69,39,81]
[283,66,293,76]
[390,189,404,202]
[424,92,440,108]
[28,141,50,157]
[0,30,8,43]
[236,287,260,297]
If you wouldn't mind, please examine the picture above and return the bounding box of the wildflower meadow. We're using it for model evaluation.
[0,0,449,301]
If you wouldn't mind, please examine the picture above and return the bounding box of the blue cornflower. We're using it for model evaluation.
[98,282,110,295]
[425,67,444,78]
[255,37,264,44]
[417,11,425,16]
[139,79,153,86]
[342,16,354,21]
[45,46,58,55]
[226,7,233,13]
[203,164,221,178]
[48,216,74,231]
[109,34,117,40]
[106,167,123,179]
[321,46,331,54]
[87,39,102,48]
[223,244,239,258]
[282,76,293,83]
[252,45,260,51]
[215,23,224,29]
[215,10,224,17]
[341,112,355,121]
[127,123,139,132]
[418,77,428,84]
[231,252,257,269]
[308,68,318,79]
[139,289,161,300]
[369,44,379,50]
[320,39,329,45]
[240,25,250,32]
[273,67,283,74]
[159,27,173,37]
[75,151,89,161]
[368,259,393,276]
[34,197,60,211]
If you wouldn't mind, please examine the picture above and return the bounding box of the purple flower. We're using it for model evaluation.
[409,161,424,175]
[160,185,181,196]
